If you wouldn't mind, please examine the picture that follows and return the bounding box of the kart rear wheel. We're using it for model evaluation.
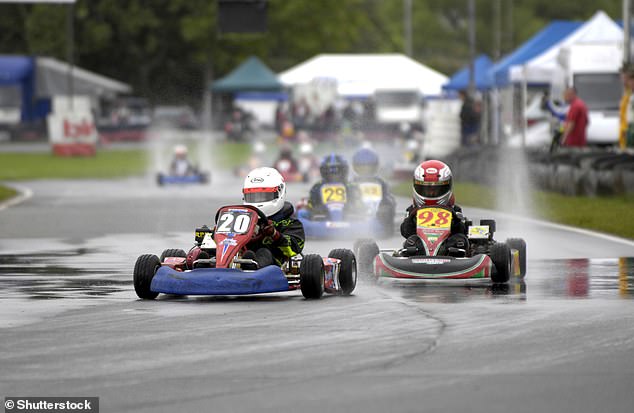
[300,254,325,299]
[160,248,187,262]
[133,254,161,299]
[490,242,511,283]
[356,240,379,277]
[328,249,357,295]
[506,238,527,277]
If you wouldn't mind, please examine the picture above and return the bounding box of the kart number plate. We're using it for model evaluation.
[416,208,452,229]
[468,225,490,239]
[216,211,252,234]
[359,183,382,202]
[321,184,347,204]
[201,233,216,248]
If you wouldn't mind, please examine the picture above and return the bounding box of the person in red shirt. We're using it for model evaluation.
[561,87,589,147]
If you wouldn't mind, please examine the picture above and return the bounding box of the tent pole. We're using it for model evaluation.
[403,0,412,56]
[625,0,631,65]
[468,0,476,93]
[66,2,74,110]
[521,66,527,148]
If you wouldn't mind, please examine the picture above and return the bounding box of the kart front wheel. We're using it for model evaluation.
[328,249,357,295]
[133,254,161,299]
[490,242,511,283]
[506,238,527,277]
[300,254,325,299]
[160,248,187,262]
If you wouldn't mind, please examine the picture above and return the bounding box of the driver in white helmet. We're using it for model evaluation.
[400,160,469,256]
[241,167,305,268]
[170,144,195,176]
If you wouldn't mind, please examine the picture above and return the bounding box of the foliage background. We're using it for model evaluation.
[0,0,622,104]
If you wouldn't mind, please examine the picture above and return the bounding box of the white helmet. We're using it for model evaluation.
[243,167,286,217]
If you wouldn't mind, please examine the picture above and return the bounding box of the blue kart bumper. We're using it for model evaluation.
[297,209,388,239]
[150,265,290,295]
[157,174,208,185]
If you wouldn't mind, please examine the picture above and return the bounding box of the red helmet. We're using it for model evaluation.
[412,160,454,206]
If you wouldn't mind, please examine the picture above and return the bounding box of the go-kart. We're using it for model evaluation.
[156,168,210,186]
[295,183,393,239]
[355,206,526,283]
[133,205,356,299]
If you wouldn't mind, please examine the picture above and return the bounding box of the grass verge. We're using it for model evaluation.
[394,181,634,240]
[0,142,252,181]
[0,184,18,203]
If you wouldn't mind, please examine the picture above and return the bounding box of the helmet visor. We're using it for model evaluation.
[243,187,279,203]
[414,182,451,199]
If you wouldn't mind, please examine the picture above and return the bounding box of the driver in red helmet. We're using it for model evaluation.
[400,160,469,255]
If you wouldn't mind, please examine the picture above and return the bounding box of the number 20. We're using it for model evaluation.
[217,213,251,233]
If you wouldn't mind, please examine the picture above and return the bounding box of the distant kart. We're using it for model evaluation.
[355,206,526,283]
[274,158,304,183]
[296,182,394,239]
[156,170,210,186]
[133,204,356,299]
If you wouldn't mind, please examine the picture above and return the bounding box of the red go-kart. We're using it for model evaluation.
[133,205,357,299]
[355,206,526,283]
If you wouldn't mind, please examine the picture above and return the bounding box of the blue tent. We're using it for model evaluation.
[488,21,582,87]
[0,56,36,121]
[443,54,493,91]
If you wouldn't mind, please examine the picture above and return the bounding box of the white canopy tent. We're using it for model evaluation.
[279,54,448,97]
[509,11,623,85]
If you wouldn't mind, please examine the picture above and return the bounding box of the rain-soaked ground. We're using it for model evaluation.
[2,244,633,302]
[2,176,634,412]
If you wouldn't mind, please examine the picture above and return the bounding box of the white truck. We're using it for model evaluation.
[373,88,424,132]
[551,43,623,145]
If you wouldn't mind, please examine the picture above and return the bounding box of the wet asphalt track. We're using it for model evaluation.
[1,176,634,413]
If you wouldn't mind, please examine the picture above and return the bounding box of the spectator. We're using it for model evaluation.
[561,87,588,147]
[625,69,634,148]
[618,63,632,150]
[459,90,480,146]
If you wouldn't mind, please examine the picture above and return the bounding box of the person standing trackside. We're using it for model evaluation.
[459,89,480,146]
[619,64,632,150]
[561,87,588,147]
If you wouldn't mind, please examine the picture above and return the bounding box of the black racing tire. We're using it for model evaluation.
[479,219,496,235]
[506,238,527,277]
[300,254,325,299]
[160,248,187,262]
[356,240,379,277]
[133,254,161,299]
[328,249,357,295]
[490,242,511,284]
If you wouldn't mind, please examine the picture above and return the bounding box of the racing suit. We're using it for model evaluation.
[400,203,469,255]
[245,201,305,267]
[306,180,363,219]
[352,176,396,221]
[170,158,195,176]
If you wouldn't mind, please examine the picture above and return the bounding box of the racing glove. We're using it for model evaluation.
[262,220,282,242]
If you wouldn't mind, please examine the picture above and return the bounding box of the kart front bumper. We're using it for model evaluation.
[375,253,493,280]
[150,265,290,295]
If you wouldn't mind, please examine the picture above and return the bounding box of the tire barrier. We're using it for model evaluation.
[444,145,634,197]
